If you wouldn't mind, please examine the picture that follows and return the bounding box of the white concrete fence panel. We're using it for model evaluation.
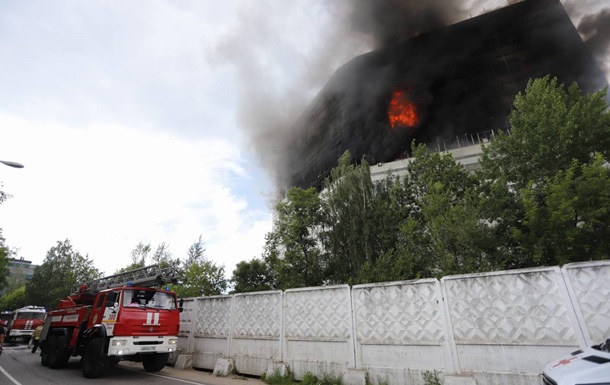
[174,260,610,385]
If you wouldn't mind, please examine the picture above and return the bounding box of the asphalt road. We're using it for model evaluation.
[0,341,265,385]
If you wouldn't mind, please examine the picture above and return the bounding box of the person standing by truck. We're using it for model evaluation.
[0,321,5,355]
[31,323,43,353]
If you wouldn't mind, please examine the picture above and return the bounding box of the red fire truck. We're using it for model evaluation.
[39,265,183,378]
[5,306,46,342]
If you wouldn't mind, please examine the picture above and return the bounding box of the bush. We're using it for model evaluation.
[422,370,442,385]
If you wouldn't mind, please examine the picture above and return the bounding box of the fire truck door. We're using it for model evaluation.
[103,291,121,336]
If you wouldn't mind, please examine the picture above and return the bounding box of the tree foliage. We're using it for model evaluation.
[231,257,277,294]
[264,187,326,289]
[0,184,12,291]
[173,235,227,298]
[398,143,499,278]
[25,239,102,310]
[479,76,610,267]
[0,286,26,312]
[321,152,378,284]
[0,230,11,291]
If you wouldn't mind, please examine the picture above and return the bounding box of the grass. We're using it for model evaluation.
[422,370,442,385]
[262,370,343,385]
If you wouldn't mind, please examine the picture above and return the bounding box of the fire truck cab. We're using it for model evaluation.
[40,265,182,378]
[6,306,46,342]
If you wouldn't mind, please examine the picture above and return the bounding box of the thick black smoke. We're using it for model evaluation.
[578,9,610,74]
[349,0,461,47]
[215,0,609,192]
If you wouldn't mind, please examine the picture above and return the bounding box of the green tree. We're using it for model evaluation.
[173,235,227,298]
[518,155,610,265]
[0,183,13,291]
[480,76,610,190]
[396,143,496,278]
[267,186,325,289]
[0,286,26,311]
[0,261,27,296]
[348,174,413,284]
[231,257,277,293]
[116,242,151,273]
[25,239,101,310]
[321,152,377,284]
[0,230,11,291]
[479,76,610,267]
[151,242,180,268]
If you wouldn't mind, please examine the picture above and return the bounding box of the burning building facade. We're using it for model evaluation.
[286,0,608,189]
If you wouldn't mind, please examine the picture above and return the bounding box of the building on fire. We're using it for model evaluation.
[285,0,608,190]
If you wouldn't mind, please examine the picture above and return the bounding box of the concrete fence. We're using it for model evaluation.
[172,260,610,385]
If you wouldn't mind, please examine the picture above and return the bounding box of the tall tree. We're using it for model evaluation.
[0,230,11,291]
[321,152,376,284]
[397,143,497,278]
[231,257,277,294]
[116,242,151,273]
[268,186,325,289]
[25,239,101,310]
[0,183,12,291]
[186,235,206,265]
[0,286,26,312]
[478,76,610,267]
[518,155,610,265]
[151,242,180,268]
[173,236,227,298]
[480,76,610,190]
[1,262,27,296]
[349,174,413,284]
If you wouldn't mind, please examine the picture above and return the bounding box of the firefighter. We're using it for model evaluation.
[31,323,43,353]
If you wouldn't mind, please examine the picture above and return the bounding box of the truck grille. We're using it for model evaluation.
[542,373,557,385]
[133,341,163,345]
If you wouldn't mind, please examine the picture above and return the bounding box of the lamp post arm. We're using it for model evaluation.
[0,160,24,168]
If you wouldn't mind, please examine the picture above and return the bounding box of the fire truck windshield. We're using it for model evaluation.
[16,312,45,320]
[121,289,176,310]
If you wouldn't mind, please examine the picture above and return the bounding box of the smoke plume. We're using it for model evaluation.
[578,9,610,74]
[214,0,610,192]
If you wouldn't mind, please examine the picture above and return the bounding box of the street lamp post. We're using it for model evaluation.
[0,160,24,168]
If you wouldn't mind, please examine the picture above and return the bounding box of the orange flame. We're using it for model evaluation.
[388,90,419,129]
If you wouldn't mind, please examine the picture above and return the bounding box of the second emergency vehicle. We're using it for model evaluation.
[6,306,46,342]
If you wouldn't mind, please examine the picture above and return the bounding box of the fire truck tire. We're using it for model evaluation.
[48,335,70,369]
[82,338,108,378]
[142,353,169,372]
[41,336,55,367]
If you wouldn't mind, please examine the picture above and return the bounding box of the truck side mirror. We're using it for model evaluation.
[178,298,184,313]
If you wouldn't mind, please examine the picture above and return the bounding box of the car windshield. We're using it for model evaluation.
[121,289,176,310]
[16,312,45,320]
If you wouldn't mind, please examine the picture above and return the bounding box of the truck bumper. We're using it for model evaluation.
[9,329,33,338]
[107,336,178,356]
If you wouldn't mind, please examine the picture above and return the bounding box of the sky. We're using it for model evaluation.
[0,0,608,280]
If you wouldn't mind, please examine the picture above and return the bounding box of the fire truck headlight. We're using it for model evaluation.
[112,340,127,347]
[169,338,177,345]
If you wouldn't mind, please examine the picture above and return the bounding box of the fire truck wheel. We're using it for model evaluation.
[82,338,108,379]
[142,353,169,372]
[41,335,56,367]
[48,335,70,369]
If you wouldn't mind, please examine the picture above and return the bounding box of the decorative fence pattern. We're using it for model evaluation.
[174,261,610,385]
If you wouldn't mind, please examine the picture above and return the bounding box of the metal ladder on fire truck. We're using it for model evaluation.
[70,265,180,295]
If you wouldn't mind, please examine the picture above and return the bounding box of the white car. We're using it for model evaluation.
[543,339,610,385]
